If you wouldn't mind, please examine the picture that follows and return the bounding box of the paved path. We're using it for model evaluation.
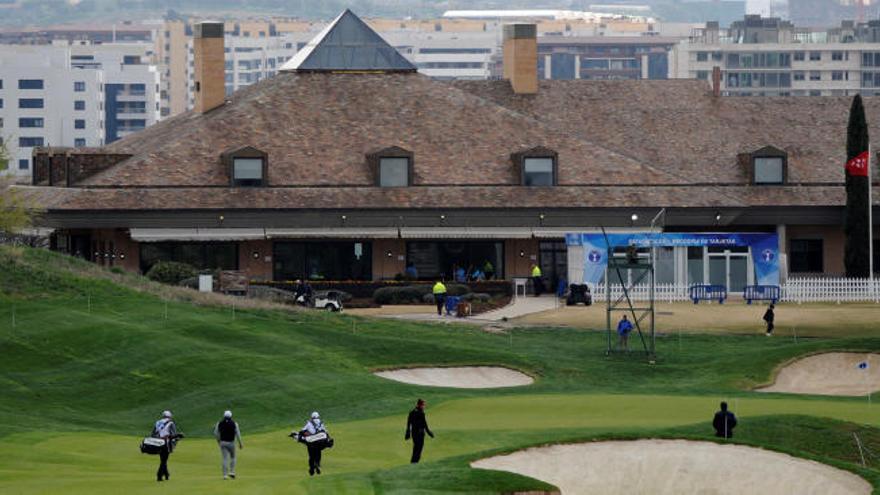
[350,295,560,325]
[479,295,560,321]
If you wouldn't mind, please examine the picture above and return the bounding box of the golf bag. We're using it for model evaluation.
[290,430,335,450]
[140,437,166,455]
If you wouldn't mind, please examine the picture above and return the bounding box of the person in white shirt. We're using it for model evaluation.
[153,410,179,482]
[299,411,328,476]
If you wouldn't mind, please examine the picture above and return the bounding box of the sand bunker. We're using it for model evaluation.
[374,366,533,388]
[472,439,871,495]
[758,352,880,396]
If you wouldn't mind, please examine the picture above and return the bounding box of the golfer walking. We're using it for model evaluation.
[405,399,434,463]
[301,411,328,476]
[763,304,775,336]
[153,410,179,482]
[214,410,243,480]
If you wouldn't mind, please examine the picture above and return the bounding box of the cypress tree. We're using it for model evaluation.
[845,94,871,278]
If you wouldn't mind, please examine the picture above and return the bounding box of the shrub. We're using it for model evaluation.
[146,261,197,285]
[373,285,426,305]
[374,283,471,305]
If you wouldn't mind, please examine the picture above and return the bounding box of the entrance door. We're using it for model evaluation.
[539,241,568,292]
[707,247,750,292]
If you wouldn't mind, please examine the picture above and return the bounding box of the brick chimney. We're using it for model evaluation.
[503,23,537,95]
[712,66,721,97]
[193,21,225,113]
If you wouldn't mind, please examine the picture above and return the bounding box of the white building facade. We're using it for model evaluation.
[0,42,159,177]
[671,15,880,96]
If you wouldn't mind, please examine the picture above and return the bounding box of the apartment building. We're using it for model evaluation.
[0,42,159,177]
[70,43,160,143]
[671,15,880,96]
[382,31,499,80]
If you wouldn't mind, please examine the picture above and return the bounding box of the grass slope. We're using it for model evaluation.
[1,246,880,494]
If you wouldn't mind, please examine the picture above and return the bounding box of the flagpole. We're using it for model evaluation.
[870,144,875,300]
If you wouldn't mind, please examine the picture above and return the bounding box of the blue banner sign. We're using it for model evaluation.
[568,232,779,287]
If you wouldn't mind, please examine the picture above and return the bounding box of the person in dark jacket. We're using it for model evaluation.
[763,304,775,336]
[713,401,737,438]
[405,399,434,463]
[214,410,243,480]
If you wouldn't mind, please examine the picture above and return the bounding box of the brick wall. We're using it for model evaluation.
[238,239,273,280]
[787,225,845,276]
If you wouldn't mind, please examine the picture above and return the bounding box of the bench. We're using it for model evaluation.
[743,285,780,304]
[689,284,727,304]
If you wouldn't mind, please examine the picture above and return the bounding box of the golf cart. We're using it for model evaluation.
[296,290,344,312]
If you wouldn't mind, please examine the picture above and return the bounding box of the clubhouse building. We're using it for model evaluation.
[18,10,880,291]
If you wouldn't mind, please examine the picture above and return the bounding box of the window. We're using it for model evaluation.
[123,55,141,65]
[0,79,3,89]
[19,98,44,108]
[523,157,555,186]
[809,51,821,61]
[809,71,821,81]
[379,157,410,187]
[697,52,709,62]
[74,119,86,129]
[793,71,805,81]
[832,71,845,81]
[696,70,709,80]
[74,81,85,92]
[832,51,844,61]
[794,51,805,61]
[789,239,823,273]
[406,241,503,280]
[0,98,3,108]
[18,117,43,128]
[18,79,44,89]
[74,100,85,110]
[18,159,28,170]
[754,156,784,184]
[232,157,264,186]
[273,241,372,281]
[139,242,238,274]
[19,137,44,147]
[74,138,86,147]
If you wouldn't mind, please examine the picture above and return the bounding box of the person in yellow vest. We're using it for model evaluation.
[432,280,447,316]
[531,264,543,297]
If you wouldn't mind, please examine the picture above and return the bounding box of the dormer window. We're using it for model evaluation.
[233,157,264,186]
[379,157,410,187]
[513,146,558,186]
[749,146,787,185]
[524,157,555,186]
[222,146,267,187]
[367,146,413,187]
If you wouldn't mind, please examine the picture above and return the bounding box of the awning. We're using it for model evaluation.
[266,227,398,239]
[16,227,56,237]
[130,228,267,242]
[399,227,534,239]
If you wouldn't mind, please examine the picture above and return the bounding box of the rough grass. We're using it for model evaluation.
[2,246,880,494]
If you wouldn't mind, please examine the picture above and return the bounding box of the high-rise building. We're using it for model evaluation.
[0,42,159,177]
[671,15,880,96]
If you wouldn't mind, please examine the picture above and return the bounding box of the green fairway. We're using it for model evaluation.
[2,246,880,494]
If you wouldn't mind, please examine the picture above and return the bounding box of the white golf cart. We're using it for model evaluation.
[296,290,344,312]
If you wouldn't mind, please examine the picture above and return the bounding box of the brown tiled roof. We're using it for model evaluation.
[34,74,880,213]
[85,73,677,188]
[16,185,749,210]
[17,183,871,213]
[452,79,875,185]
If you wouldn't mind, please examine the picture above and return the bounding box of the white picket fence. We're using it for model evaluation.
[593,278,880,303]
[781,277,880,303]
